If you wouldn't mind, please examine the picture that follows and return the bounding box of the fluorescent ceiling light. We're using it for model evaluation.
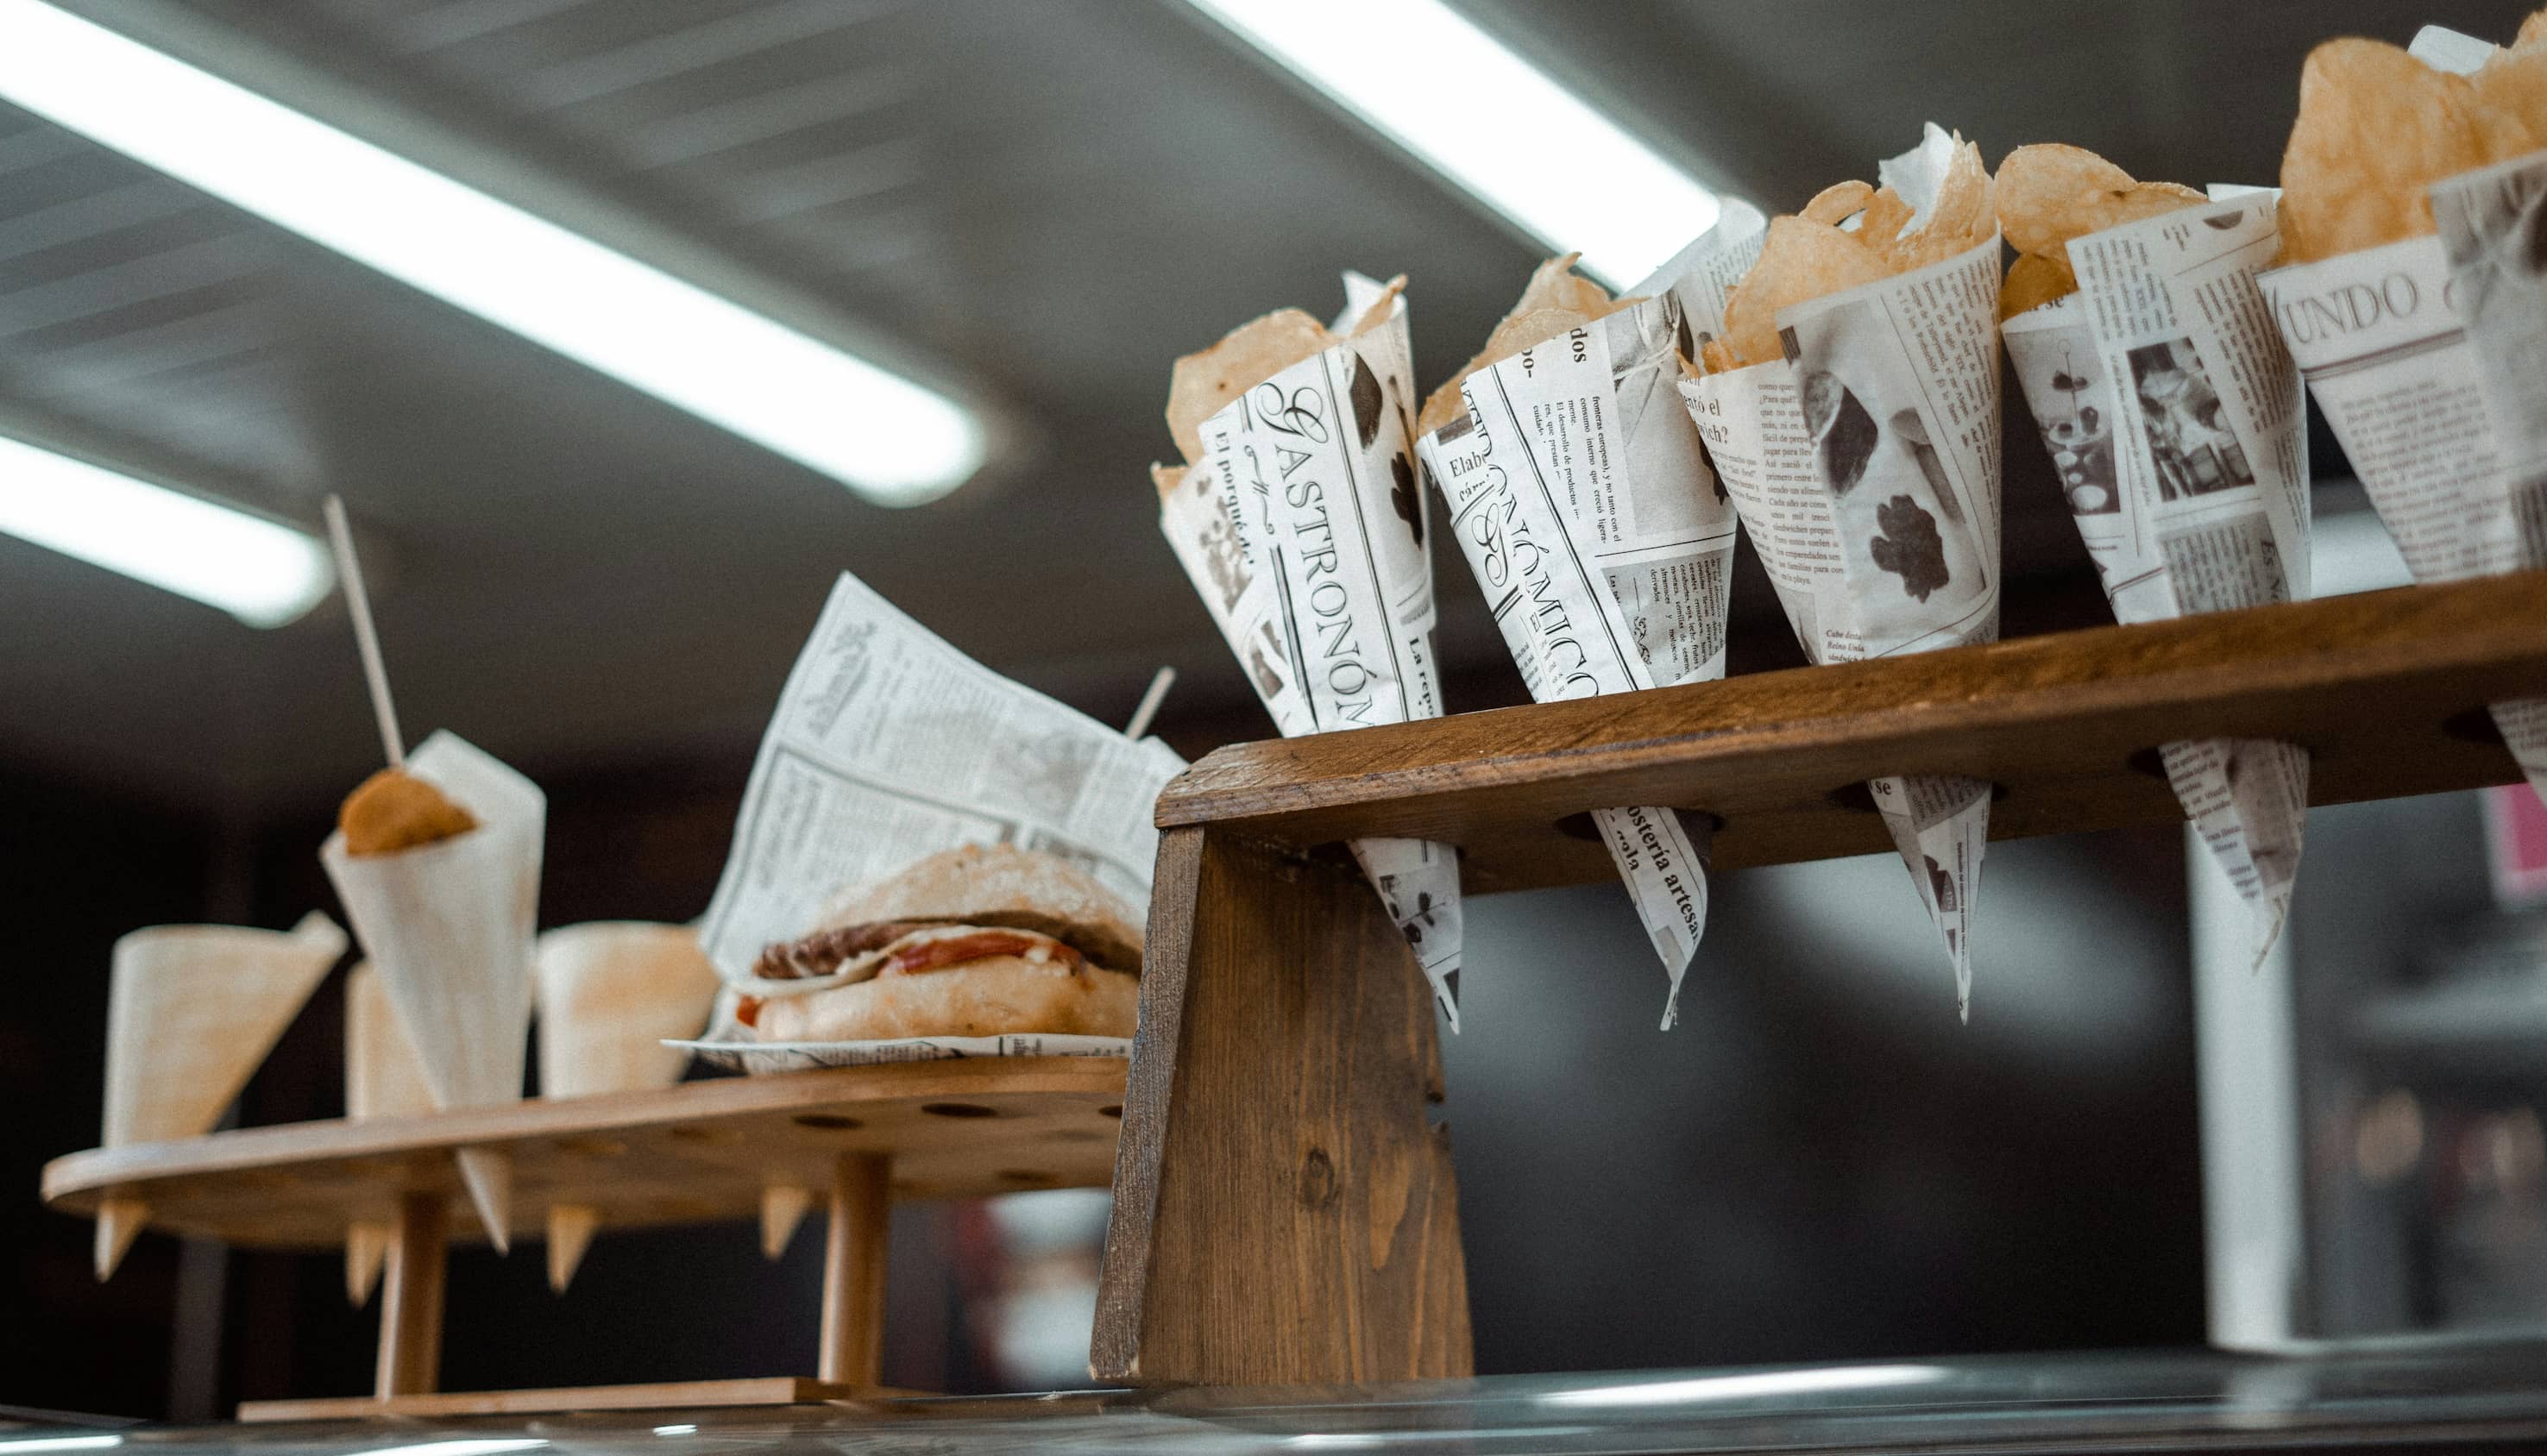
[0,432,333,626]
[1541,1364,1951,1409]
[1184,0,1719,286]
[0,1440,124,1454]
[0,1,985,507]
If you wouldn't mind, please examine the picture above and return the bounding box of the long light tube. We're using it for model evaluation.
[0,2,986,506]
[0,432,333,626]
[1182,0,1720,286]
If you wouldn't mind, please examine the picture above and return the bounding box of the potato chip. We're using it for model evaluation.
[1720,216,1892,367]
[1890,135,1997,269]
[1699,336,1739,374]
[1415,256,1619,436]
[1857,185,1915,253]
[2279,38,2495,263]
[2475,44,2547,154]
[1166,308,1336,464]
[1998,250,2077,319]
[2519,7,2547,53]
[1801,180,1874,227]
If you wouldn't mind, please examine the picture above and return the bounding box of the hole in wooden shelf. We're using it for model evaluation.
[792,1114,863,1131]
[921,1102,999,1119]
[668,1125,744,1145]
[997,1169,1060,1186]
[553,1137,627,1158]
[1552,812,1601,843]
[2125,747,2169,781]
[2443,706,2507,746]
[1823,782,1880,815]
[1098,1104,1124,1119]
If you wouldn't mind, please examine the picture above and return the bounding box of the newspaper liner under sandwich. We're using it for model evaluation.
[1679,125,2004,1019]
[2258,22,2547,811]
[1153,274,1466,1027]
[321,731,543,1241]
[1412,222,1758,1029]
[695,573,1183,1067]
[2001,174,2312,970]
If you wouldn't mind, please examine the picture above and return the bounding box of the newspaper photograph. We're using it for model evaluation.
[696,573,1188,995]
[1683,218,2005,1018]
[2003,191,2311,966]
[1156,277,1466,1025]
[2263,229,2547,806]
[1419,229,1752,1028]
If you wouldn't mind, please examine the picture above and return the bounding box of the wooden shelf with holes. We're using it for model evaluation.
[42,1057,1126,1420]
[1084,574,2547,1390]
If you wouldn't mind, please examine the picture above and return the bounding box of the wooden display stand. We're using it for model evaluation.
[42,576,2547,1409]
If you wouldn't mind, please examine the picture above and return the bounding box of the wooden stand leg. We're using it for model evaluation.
[1093,827,1471,1386]
[816,1153,890,1388]
[374,1193,448,1399]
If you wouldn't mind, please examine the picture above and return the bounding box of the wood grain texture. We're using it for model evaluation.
[374,1193,446,1398]
[44,1059,1126,1249]
[1092,828,1470,1385]
[237,1378,911,1421]
[818,1153,890,1387]
[1157,578,2547,894]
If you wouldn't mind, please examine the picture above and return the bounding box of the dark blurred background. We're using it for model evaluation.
[5,0,2544,1421]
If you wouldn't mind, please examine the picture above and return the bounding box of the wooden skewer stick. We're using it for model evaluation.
[1124,666,1176,741]
[322,496,405,772]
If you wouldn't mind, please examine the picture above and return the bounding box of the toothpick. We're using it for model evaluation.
[1124,666,1176,740]
[324,496,405,770]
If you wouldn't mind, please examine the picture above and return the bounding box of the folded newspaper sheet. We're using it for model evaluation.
[2003,190,2311,967]
[672,1032,1129,1073]
[1680,130,2004,1018]
[698,574,1188,1032]
[1414,222,1761,1028]
[2257,28,2547,811]
[1154,274,1466,1026]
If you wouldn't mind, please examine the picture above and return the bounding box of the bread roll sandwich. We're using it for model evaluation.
[738,844,1141,1042]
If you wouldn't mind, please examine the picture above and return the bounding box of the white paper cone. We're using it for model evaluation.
[456,1145,514,1253]
[2006,191,2311,966]
[104,910,347,1151]
[762,1183,812,1260]
[347,1221,390,1307]
[323,731,542,1248]
[344,961,437,1123]
[95,1195,148,1282]
[535,922,718,1098]
[547,1203,599,1292]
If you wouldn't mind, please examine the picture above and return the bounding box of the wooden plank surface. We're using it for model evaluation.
[44,1059,1126,1249]
[237,1378,907,1421]
[1156,577,2547,893]
[1093,828,1469,1385]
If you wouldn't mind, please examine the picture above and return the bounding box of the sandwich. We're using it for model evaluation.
[738,844,1141,1042]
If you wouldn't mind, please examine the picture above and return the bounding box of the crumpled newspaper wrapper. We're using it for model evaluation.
[697,573,1186,1064]
[1680,129,2005,1018]
[94,911,345,1278]
[1154,273,1466,1026]
[2003,187,2312,969]
[2260,28,2547,811]
[322,730,544,1247]
[343,959,433,1305]
[1412,217,1759,1028]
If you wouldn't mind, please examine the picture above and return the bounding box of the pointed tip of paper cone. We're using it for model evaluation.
[347,1222,388,1307]
[547,1203,599,1292]
[761,1184,811,1260]
[456,1146,513,1252]
[94,1196,147,1281]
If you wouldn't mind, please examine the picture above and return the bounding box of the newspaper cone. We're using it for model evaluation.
[96,911,346,1278]
[761,1183,812,1259]
[532,921,716,1287]
[2003,189,2311,970]
[2261,36,2547,810]
[343,960,433,1304]
[1681,135,2004,1016]
[1154,274,1465,1026]
[1417,224,1757,1026]
[322,731,544,1249]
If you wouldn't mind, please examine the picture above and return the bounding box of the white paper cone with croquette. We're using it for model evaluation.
[321,731,543,1241]
[731,844,1141,1043]
[2260,13,2547,809]
[1678,124,2004,1018]
[1995,146,2313,971]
